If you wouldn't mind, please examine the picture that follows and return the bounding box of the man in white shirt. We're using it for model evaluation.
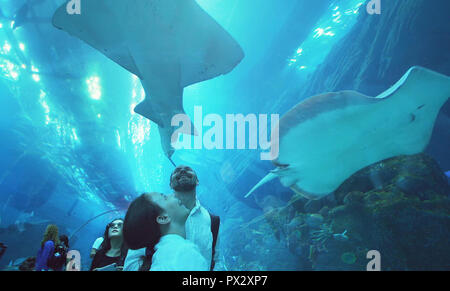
[123,192,208,271]
[124,165,223,271]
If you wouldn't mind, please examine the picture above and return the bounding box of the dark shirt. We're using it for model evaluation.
[90,251,121,271]
[51,244,69,271]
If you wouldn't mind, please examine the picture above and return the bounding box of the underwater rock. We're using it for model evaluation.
[335,154,449,204]
[311,154,450,270]
[305,214,324,229]
[262,153,449,270]
[318,206,330,218]
[302,195,337,214]
[343,192,365,206]
[394,175,432,200]
[341,252,357,265]
[287,216,304,231]
[287,230,303,256]
[304,200,322,213]
[287,194,307,213]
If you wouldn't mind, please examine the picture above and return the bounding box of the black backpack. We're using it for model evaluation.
[139,212,220,271]
[47,244,68,270]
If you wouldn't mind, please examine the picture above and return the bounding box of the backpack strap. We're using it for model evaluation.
[209,212,220,271]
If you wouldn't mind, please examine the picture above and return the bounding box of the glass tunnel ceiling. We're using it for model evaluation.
[0,0,364,213]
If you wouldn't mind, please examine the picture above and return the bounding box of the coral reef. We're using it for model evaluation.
[316,154,449,270]
[230,154,450,270]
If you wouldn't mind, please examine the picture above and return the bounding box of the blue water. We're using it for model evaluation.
[0,0,449,271]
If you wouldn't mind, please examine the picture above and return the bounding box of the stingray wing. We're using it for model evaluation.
[173,0,245,87]
[52,0,142,78]
[121,0,244,87]
[261,66,450,199]
[52,0,243,86]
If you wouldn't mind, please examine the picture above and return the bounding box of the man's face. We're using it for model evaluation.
[147,193,190,223]
[170,165,198,192]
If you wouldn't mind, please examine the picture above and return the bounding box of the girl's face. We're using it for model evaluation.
[108,219,124,238]
[147,193,190,224]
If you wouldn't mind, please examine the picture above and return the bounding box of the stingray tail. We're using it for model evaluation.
[135,101,198,136]
[134,100,164,127]
[168,157,177,167]
[244,173,277,198]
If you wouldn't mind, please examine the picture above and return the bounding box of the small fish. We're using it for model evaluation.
[251,230,264,235]
[445,171,450,178]
[333,230,349,241]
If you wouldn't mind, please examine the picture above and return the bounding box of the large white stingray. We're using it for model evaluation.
[246,66,450,200]
[52,0,244,160]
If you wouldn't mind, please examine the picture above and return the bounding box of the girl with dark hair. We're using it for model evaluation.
[59,235,69,249]
[90,218,127,271]
[35,224,59,271]
[123,192,208,271]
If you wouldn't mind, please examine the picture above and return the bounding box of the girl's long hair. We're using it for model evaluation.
[123,193,163,251]
[59,235,69,248]
[41,224,59,248]
[97,218,127,264]
[123,193,164,271]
